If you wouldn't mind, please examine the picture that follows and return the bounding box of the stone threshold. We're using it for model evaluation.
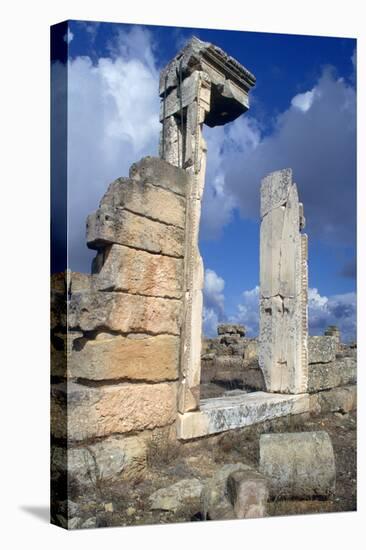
[177,391,310,440]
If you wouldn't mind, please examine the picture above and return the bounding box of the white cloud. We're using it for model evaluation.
[63,29,74,44]
[308,287,356,342]
[211,284,356,343]
[291,89,316,112]
[200,117,260,240]
[204,268,225,314]
[230,286,260,338]
[203,307,220,339]
[57,26,160,271]
[203,268,226,336]
[200,65,356,248]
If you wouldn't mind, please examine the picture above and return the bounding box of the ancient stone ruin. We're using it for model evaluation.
[51,36,357,526]
[259,168,308,394]
[159,37,256,414]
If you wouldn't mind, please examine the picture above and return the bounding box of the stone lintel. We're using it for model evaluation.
[159,37,255,127]
[176,392,310,440]
[159,36,255,97]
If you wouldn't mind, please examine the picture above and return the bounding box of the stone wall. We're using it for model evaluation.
[308,336,357,414]
[201,327,357,414]
[201,324,263,394]
[51,157,189,499]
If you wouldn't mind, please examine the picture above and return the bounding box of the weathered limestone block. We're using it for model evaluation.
[129,156,189,197]
[159,115,181,166]
[92,244,184,299]
[51,381,178,441]
[52,434,148,485]
[149,479,203,513]
[69,272,91,293]
[178,286,203,413]
[86,207,184,258]
[308,336,336,364]
[218,324,245,336]
[51,331,83,378]
[220,334,242,345]
[177,392,309,439]
[69,333,179,382]
[310,385,357,414]
[227,469,268,519]
[100,178,186,229]
[201,464,252,520]
[244,339,258,360]
[159,72,204,121]
[260,168,293,218]
[259,168,308,394]
[260,183,300,298]
[324,325,341,350]
[308,357,356,392]
[68,291,181,335]
[259,431,336,499]
[259,296,303,393]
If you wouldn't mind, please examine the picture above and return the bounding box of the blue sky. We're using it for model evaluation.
[57,20,356,341]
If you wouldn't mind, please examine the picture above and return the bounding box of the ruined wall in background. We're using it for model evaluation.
[201,326,356,413]
[51,157,189,500]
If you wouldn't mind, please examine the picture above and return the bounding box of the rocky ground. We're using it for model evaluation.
[55,408,356,529]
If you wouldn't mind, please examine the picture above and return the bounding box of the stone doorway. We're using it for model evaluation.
[159,37,310,440]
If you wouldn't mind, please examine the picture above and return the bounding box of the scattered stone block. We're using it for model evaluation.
[227,469,268,519]
[149,479,203,513]
[201,463,251,520]
[217,324,246,336]
[259,431,336,499]
[220,334,241,345]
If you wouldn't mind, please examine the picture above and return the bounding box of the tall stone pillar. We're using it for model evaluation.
[259,168,308,394]
[159,37,256,412]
